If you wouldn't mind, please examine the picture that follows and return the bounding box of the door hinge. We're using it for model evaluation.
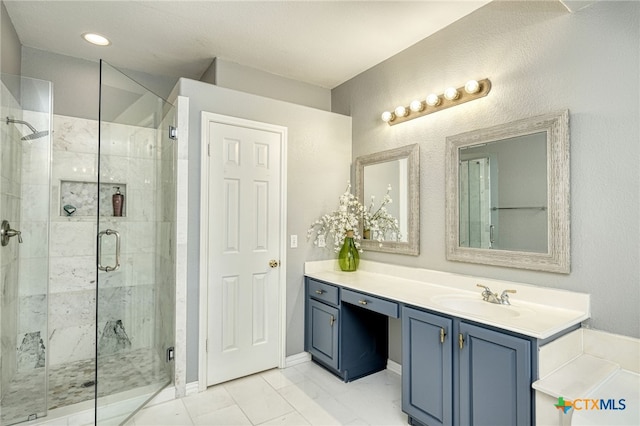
[169,125,177,140]
[166,346,175,362]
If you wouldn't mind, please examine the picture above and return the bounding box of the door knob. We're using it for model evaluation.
[269,259,280,268]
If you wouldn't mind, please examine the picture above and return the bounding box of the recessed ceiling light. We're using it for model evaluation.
[82,32,111,46]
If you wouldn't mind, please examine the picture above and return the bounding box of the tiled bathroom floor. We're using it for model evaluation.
[1,348,168,425]
[128,361,405,426]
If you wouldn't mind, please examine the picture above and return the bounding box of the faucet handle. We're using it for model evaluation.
[476,284,494,301]
[476,283,492,292]
[500,289,517,304]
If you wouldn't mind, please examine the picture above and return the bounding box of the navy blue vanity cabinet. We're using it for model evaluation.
[458,321,531,426]
[402,306,453,426]
[305,279,340,371]
[305,277,395,382]
[402,306,532,426]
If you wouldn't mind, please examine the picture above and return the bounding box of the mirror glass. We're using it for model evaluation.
[355,144,419,255]
[446,111,570,273]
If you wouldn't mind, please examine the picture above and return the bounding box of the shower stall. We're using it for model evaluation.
[0,61,176,425]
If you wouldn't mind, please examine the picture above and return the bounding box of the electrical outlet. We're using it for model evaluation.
[290,234,298,248]
[317,234,326,248]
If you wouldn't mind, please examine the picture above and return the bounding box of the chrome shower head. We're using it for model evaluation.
[5,116,49,140]
[20,130,49,141]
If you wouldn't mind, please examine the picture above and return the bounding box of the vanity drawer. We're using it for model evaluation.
[341,289,399,318]
[308,279,340,306]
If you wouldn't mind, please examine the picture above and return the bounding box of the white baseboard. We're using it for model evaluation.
[185,381,199,396]
[387,359,402,375]
[285,352,311,368]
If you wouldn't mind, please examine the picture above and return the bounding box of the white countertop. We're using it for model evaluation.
[305,260,590,340]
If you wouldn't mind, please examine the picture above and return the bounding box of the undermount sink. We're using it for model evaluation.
[431,294,532,320]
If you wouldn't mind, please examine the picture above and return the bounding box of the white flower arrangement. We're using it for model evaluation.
[307,183,401,252]
[364,184,402,243]
[307,183,365,253]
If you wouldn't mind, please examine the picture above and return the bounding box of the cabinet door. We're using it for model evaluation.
[458,322,531,426]
[307,299,339,370]
[402,306,453,426]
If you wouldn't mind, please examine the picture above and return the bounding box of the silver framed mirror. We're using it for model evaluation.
[355,144,420,255]
[445,110,570,273]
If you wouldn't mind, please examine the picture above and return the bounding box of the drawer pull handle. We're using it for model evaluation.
[440,328,446,344]
[358,300,368,305]
[330,315,335,327]
[458,333,464,350]
[315,290,325,295]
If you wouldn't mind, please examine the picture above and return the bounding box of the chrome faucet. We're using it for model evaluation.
[499,289,517,305]
[476,284,517,305]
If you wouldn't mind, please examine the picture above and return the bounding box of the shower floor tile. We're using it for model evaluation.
[1,348,169,425]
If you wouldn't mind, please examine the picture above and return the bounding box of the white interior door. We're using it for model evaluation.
[203,113,285,386]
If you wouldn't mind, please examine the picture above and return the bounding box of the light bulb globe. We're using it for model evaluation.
[444,87,459,101]
[394,106,407,118]
[464,80,480,94]
[426,93,441,107]
[381,111,394,123]
[409,100,424,112]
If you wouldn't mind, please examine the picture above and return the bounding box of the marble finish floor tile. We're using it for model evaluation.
[129,361,404,426]
[0,348,169,425]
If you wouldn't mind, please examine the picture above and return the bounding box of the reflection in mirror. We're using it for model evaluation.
[356,144,419,255]
[446,110,570,273]
[363,159,408,242]
[459,132,547,252]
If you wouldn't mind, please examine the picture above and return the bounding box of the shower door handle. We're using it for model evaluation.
[98,229,121,272]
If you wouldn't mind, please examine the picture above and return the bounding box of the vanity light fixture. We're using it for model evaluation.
[82,32,111,46]
[382,78,491,126]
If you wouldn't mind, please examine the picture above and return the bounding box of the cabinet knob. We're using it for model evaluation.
[458,333,465,350]
[315,290,325,295]
[440,328,446,344]
[330,315,335,326]
[358,300,368,305]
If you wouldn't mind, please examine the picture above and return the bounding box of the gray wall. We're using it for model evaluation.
[0,1,21,76]
[332,0,640,363]
[177,78,351,382]
[203,58,332,111]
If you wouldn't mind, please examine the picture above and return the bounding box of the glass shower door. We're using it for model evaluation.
[96,61,176,424]
[0,73,52,425]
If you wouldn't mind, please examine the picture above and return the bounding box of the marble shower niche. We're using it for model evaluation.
[59,180,127,217]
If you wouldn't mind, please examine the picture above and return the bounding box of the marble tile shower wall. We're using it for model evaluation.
[17,109,50,372]
[0,80,22,398]
[49,114,160,366]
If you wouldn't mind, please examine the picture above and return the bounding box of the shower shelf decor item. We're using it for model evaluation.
[59,180,127,217]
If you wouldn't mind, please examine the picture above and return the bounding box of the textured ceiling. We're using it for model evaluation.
[4,1,491,89]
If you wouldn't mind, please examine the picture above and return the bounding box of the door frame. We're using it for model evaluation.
[198,112,287,391]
